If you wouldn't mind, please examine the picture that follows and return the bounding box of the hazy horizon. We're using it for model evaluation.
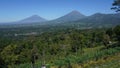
[0,0,115,22]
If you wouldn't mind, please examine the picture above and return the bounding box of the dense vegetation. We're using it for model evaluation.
[0,25,120,68]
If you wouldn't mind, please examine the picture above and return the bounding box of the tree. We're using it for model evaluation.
[1,44,19,68]
[90,32,97,47]
[0,56,7,68]
[103,34,110,47]
[70,33,84,55]
[112,0,120,12]
[113,25,120,42]
[31,45,39,68]
[96,31,105,43]
[106,28,114,40]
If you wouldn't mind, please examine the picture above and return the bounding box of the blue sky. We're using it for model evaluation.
[0,0,115,22]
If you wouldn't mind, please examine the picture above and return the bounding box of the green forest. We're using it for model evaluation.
[0,25,120,68]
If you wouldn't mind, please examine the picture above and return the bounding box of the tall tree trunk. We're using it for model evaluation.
[31,55,35,68]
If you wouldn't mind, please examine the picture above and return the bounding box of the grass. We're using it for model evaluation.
[84,53,120,68]
[15,46,120,68]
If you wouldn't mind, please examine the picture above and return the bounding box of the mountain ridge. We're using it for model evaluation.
[0,10,120,28]
[51,10,86,23]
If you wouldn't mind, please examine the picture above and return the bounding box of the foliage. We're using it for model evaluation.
[112,0,120,12]
[0,25,120,68]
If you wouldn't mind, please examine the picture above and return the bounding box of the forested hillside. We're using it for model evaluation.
[0,25,120,68]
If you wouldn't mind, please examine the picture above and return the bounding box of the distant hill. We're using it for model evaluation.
[53,13,120,29]
[0,11,120,28]
[75,13,120,27]
[48,11,120,28]
[18,15,47,24]
[50,10,86,23]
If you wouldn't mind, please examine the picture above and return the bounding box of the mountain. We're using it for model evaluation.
[0,11,120,28]
[18,15,47,23]
[73,13,120,27]
[53,13,120,29]
[51,10,86,23]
